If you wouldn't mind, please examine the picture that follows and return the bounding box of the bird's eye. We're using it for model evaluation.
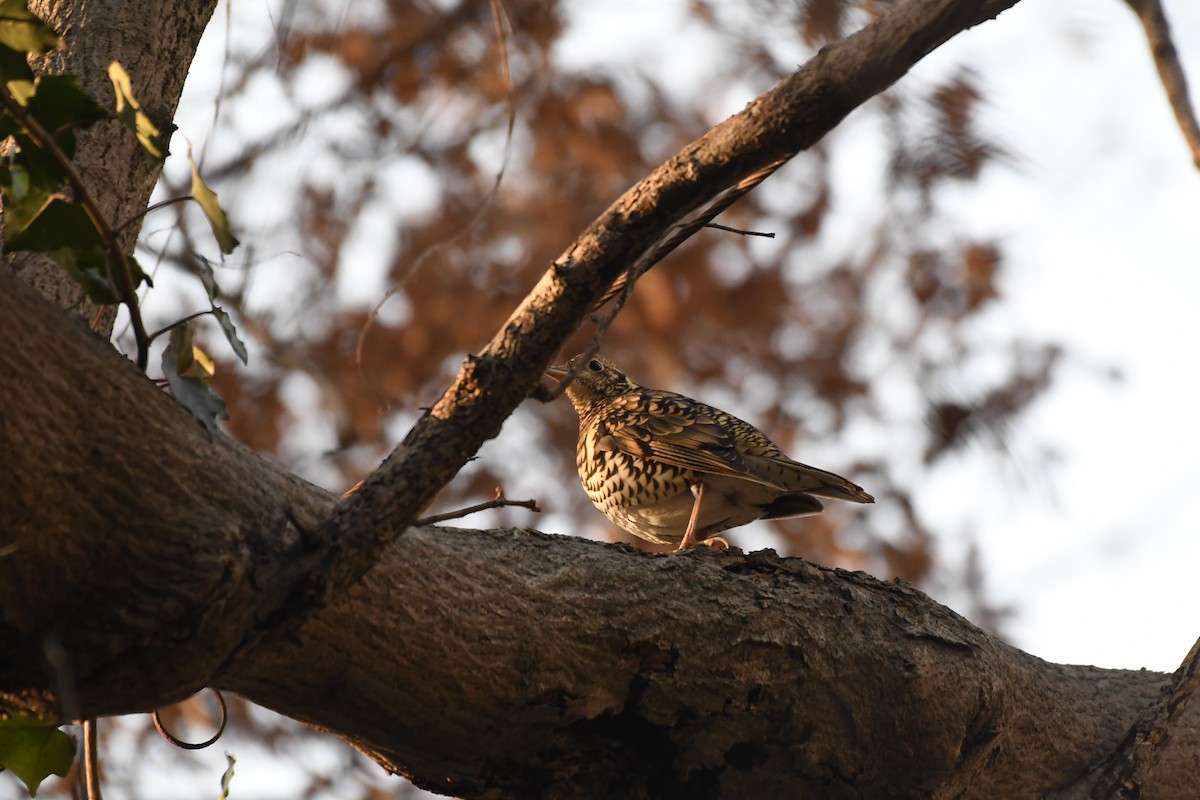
[588,359,603,372]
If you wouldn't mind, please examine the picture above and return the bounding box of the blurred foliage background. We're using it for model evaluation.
[31,0,1079,797]
[143,0,1058,581]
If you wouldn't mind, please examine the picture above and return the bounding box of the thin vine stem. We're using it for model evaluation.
[115,195,195,234]
[147,308,213,344]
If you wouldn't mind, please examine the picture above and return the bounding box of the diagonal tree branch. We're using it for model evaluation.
[1124,0,1200,169]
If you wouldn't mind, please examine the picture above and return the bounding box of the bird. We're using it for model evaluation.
[545,354,874,550]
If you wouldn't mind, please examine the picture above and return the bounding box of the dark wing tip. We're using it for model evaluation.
[760,493,825,520]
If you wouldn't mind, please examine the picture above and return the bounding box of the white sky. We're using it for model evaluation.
[906,0,1200,672]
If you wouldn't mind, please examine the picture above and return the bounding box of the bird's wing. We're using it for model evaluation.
[746,455,875,503]
[596,393,788,489]
[596,392,875,504]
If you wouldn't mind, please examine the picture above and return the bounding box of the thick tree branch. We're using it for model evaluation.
[0,270,337,719]
[224,526,1171,798]
[588,158,787,314]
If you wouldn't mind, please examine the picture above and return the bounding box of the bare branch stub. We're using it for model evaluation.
[414,489,541,526]
[590,159,787,311]
[705,222,776,237]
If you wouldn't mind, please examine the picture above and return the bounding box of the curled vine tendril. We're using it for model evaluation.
[152,688,228,750]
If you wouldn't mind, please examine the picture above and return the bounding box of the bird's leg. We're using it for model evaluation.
[677,482,706,550]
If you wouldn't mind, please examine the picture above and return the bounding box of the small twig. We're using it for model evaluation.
[152,688,228,751]
[82,718,102,800]
[115,195,195,234]
[705,222,776,238]
[413,488,541,526]
[90,304,108,333]
[592,158,787,311]
[1125,0,1200,169]
[0,84,153,368]
[146,308,214,344]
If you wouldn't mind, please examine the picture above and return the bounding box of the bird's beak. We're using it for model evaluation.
[544,365,569,382]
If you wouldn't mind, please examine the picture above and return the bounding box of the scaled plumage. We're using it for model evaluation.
[546,354,873,549]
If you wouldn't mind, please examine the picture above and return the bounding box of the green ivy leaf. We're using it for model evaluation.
[0,105,19,139]
[5,74,33,104]
[164,322,196,375]
[0,165,53,238]
[9,185,147,302]
[0,0,60,56]
[27,74,108,130]
[1,175,61,247]
[23,74,108,158]
[0,133,73,241]
[108,61,167,160]
[163,324,228,433]
[5,197,104,253]
[188,146,238,254]
[126,254,152,290]
[167,374,229,434]
[211,306,248,365]
[41,250,147,306]
[191,341,215,380]
[46,246,119,304]
[195,254,220,300]
[0,42,33,82]
[217,752,236,800]
[0,716,76,797]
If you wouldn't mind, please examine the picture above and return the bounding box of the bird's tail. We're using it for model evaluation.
[786,461,875,504]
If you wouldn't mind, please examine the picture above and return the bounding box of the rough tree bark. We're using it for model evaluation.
[2,0,1198,798]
